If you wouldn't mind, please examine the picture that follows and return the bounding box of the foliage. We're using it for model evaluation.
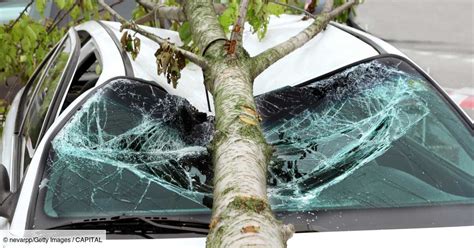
[120,31,141,60]
[0,99,6,116]
[0,0,101,84]
[333,0,361,23]
[218,0,285,40]
[154,42,186,88]
[0,99,7,136]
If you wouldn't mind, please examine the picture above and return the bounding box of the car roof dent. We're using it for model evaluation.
[248,15,379,95]
[101,15,377,113]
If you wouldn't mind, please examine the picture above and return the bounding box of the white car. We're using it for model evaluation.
[1,15,473,246]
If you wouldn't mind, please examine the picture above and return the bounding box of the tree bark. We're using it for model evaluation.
[136,0,227,23]
[183,1,355,247]
[182,1,294,247]
[205,58,294,248]
[183,0,227,56]
[136,0,187,22]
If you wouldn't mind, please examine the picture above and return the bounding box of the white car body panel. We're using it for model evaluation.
[1,88,24,181]
[75,21,127,85]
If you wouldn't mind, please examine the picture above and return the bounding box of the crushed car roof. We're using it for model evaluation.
[82,15,379,113]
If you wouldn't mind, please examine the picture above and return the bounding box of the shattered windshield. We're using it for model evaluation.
[40,57,473,219]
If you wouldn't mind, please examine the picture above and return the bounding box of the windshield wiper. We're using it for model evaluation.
[47,216,210,236]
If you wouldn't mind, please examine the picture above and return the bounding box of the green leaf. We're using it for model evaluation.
[95,64,102,75]
[11,25,22,42]
[84,0,93,11]
[54,0,66,9]
[21,37,31,50]
[36,0,47,16]
[266,3,285,16]
[132,5,147,20]
[25,26,37,43]
[64,0,75,9]
[70,6,81,20]
[178,22,192,45]
[5,55,11,64]
[218,1,237,33]
[83,11,92,21]
[19,16,28,28]
[102,11,112,21]
[254,0,264,13]
[0,72,6,84]
[8,46,17,59]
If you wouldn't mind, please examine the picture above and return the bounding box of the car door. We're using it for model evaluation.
[14,28,80,188]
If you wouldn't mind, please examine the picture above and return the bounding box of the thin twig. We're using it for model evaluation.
[47,5,76,34]
[6,0,34,31]
[136,0,156,27]
[136,0,155,10]
[228,0,250,55]
[270,1,315,18]
[136,0,186,22]
[77,0,124,23]
[48,9,64,29]
[98,0,208,69]
[328,0,355,19]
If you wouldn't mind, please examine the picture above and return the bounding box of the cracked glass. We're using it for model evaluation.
[42,57,473,218]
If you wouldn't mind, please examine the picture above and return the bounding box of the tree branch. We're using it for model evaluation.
[6,0,33,31]
[328,0,354,19]
[228,0,250,55]
[270,1,315,18]
[135,0,228,26]
[136,0,186,22]
[322,0,334,13]
[47,4,76,34]
[251,0,356,78]
[98,0,208,69]
[182,1,227,57]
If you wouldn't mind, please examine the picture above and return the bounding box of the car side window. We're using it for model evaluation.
[20,36,73,167]
[21,40,64,116]
[62,31,102,112]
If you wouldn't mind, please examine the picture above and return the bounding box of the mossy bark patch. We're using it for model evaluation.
[229,195,269,214]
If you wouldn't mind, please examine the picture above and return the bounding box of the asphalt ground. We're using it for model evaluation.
[355,0,474,119]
